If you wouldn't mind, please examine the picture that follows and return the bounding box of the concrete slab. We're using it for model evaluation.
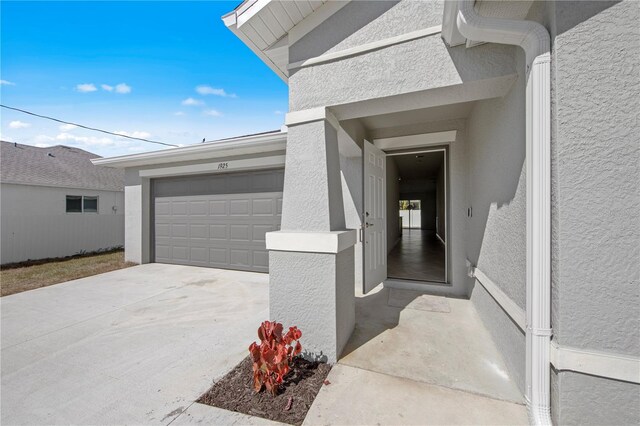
[340,285,524,403]
[1,264,270,425]
[304,364,528,425]
[172,403,285,425]
[387,287,451,312]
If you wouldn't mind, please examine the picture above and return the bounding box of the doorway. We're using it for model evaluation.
[386,149,447,283]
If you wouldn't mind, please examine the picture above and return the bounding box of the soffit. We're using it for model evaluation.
[223,1,347,82]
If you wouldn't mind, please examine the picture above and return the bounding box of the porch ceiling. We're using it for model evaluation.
[359,101,476,133]
[392,151,444,181]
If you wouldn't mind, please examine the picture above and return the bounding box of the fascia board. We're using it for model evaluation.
[92,133,287,169]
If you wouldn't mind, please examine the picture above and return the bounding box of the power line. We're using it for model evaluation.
[1,104,179,147]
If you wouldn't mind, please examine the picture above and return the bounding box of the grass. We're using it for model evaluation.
[0,250,136,297]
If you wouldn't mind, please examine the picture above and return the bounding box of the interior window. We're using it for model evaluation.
[66,196,82,213]
[83,196,98,213]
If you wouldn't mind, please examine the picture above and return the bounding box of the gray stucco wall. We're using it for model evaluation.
[547,2,640,422]
[290,1,443,64]
[288,1,516,112]
[1,183,124,264]
[466,48,527,311]
[464,47,527,393]
[549,0,639,356]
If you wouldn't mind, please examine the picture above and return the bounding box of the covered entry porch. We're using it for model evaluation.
[304,285,527,424]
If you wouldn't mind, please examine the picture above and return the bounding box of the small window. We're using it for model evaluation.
[66,195,98,213]
[83,196,98,213]
[66,196,82,213]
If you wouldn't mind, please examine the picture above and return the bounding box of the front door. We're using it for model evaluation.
[363,140,387,293]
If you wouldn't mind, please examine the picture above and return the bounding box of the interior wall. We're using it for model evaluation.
[386,156,400,253]
[436,164,445,241]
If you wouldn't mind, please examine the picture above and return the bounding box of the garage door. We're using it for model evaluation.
[153,169,283,272]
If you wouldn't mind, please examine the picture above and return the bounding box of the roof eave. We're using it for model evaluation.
[92,131,287,169]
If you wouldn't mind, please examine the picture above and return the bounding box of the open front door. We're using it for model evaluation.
[363,140,387,293]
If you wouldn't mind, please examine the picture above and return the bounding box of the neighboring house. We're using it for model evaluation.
[94,1,639,425]
[1,141,124,264]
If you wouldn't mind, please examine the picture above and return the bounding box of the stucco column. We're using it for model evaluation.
[266,107,356,363]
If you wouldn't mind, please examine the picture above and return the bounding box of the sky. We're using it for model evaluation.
[0,1,288,157]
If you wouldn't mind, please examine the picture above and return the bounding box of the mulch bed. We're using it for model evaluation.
[198,356,331,425]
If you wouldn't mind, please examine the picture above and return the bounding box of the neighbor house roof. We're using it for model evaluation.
[0,141,124,191]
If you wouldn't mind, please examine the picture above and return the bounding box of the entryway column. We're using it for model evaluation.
[266,107,356,363]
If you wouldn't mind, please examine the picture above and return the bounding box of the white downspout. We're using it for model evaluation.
[456,1,552,425]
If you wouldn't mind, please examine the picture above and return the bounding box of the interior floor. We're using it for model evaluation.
[387,229,446,282]
[340,285,524,405]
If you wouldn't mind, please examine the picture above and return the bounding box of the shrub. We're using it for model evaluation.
[248,321,302,395]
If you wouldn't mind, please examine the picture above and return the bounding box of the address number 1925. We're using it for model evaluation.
[217,162,229,170]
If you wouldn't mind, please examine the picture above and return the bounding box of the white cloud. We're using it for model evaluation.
[56,132,115,146]
[34,134,55,143]
[59,124,78,131]
[1,80,16,86]
[9,120,31,129]
[274,110,284,115]
[115,130,151,139]
[76,83,97,93]
[174,111,186,116]
[195,85,237,98]
[101,84,114,92]
[115,83,131,94]
[182,97,204,106]
[203,109,222,117]
[35,143,52,148]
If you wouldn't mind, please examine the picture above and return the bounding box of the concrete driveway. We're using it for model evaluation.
[1,263,269,425]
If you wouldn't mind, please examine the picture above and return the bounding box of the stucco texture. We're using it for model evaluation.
[289,26,516,111]
[550,0,640,357]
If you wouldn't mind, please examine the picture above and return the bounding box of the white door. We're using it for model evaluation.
[363,140,387,293]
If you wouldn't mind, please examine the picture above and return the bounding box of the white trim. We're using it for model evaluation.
[288,26,442,70]
[266,230,357,254]
[550,342,640,384]
[91,132,286,169]
[374,131,457,151]
[467,260,526,331]
[285,107,339,130]
[288,1,350,45]
[138,155,285,178]
[435,233,445,245]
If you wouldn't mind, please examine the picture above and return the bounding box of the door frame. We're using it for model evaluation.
[381,145,450,284]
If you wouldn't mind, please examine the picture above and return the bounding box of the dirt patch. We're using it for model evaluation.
[198,356,331,425]
[0,249,136,296]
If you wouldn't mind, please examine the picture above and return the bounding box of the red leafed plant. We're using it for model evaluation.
[248,321,302,396]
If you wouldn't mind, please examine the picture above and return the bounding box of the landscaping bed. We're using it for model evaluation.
[198,356,331,425]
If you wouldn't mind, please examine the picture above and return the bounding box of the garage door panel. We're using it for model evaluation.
[153,172,282,272]
[229,225,250,241]
[229,200,250,216]
[189,224,208,239]
[189,201,208,216]
[209,224,228,240]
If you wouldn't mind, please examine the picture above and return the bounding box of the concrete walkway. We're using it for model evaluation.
[1,264,270,425]
[304,285,528,425]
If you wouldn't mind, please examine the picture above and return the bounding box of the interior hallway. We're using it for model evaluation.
[387,229,446,282]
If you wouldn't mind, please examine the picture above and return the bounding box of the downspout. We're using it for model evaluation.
[456,1,552,425]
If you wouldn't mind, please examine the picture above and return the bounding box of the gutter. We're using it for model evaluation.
[91,131,287,169]
[455,1,552,425]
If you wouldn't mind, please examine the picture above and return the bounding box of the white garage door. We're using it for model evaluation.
[152,170,283,272]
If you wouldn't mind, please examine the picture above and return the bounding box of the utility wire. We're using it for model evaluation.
[1,104,179,147]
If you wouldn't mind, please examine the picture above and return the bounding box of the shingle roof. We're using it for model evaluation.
[0,141,124,191]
